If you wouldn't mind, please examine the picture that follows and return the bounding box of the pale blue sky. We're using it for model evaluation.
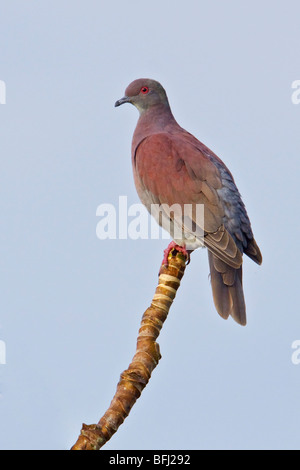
[0,0,300,450]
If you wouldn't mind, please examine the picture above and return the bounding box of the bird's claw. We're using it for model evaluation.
[162,241,190,267]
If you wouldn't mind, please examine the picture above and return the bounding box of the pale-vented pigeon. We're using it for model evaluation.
[115,78,262,326]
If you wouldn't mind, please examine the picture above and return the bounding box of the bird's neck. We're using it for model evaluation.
[132,103,179,151]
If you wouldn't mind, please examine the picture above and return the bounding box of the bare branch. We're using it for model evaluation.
[71,248,188,450]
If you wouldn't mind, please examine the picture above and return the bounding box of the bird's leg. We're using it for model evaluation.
[162,241,191,267]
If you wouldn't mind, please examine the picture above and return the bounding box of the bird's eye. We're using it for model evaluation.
[140,86,149,94]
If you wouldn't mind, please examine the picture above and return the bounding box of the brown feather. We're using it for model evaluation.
[204,226,242,269]
[244,237,263,265]
[208,251,246,326]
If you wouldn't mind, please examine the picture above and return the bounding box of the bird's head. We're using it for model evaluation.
[115,78,170,114]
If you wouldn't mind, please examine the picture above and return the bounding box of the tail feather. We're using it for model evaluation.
[208,251,246,326]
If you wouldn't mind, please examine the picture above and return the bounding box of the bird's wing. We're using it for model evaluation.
[196,139,262,266]
[133,132,245,268]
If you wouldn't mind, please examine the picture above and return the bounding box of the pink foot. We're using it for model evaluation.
[162,241,190,266]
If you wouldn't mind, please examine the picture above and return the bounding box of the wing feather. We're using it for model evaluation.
[133,132,256,268]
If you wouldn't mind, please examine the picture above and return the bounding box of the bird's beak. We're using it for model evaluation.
[115,96,131,107]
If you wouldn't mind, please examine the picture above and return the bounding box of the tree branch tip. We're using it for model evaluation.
[71,244,189,450]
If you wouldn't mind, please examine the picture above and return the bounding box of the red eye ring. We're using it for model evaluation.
[140,86,149,94]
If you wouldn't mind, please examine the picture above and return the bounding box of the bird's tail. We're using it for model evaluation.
[208,251,246,326]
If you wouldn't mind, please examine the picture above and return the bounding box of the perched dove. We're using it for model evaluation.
[115,78,262,326]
